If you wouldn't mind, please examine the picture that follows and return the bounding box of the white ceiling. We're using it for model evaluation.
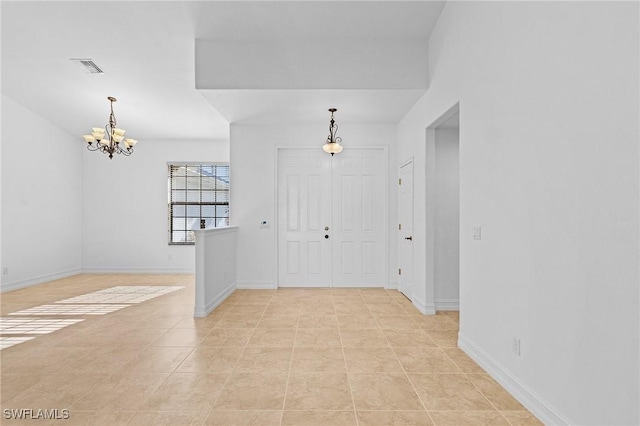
[1,1,445,141]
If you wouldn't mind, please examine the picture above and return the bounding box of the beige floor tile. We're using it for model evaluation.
[151,327,209,347]
[349,373,424,410]
[234,347,293,372]
[256,315,299,329]
[428,410,509,425]
[72,373,169,411]
[214,315,261,329]
[357,410,433,426]
[133,314,187,330]
[247,328,296,347]
[4,373,105,408]
[441,348,485,373]
[393,347,461,373]
[59,345,142,374]
[408,374,493,411]
[294,328,342,347]
[235,296,274,305]
[299,303,336,315]
[282,410,357,425]
[500,410,544,425]
[176,346,243,373]
[173,313,224,330]
[344,347,403,372]
[340,329,389,347]
[442,311,459,323]
[1,346,92,374]
[337,315,380,329]
[334,303,371,315]
[383,329,438,347]
[128,410,206,425]
[46,410,135,426]
[466,374,525,411]
[0,373,43,403]
[0,275,539,426]
[415,315,459,331]
[118,346,193,373]
[425,330,459,347]
[298,314,339,329]
[108,327,168,346]
[204,410,282,425]
[142,372,229,411]
[290,347,346,372]
[367,303,408,316]
[213,372,288,410]
[172,315,223,330]
[201,328,253,347]
[376,315,420,329]
[45,329,123,349]
[263,304,301,316]
[229,304,268,316]
[285,372,353,410]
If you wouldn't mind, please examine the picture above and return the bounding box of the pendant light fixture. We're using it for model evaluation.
[82,96,138,159]
[322,108,343,156]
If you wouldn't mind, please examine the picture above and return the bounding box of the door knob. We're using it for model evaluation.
[325,234,329,239]
[404,236,413,241]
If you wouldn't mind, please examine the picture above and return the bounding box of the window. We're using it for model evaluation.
[168,163,229,244]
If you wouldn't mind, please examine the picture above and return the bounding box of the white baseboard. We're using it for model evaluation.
[0,268,81,293]
[386,281,399,290]
[82,267,194,275]
[458,332,570,426]
[194,282,236,317]
[411,297,437,315]
[435,298,459,311]
[237,281,277,289]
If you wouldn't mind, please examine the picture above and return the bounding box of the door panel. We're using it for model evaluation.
[278,150,331,287]
[398,160,414,299]
[278,148,386,287]
[331,149,386,287]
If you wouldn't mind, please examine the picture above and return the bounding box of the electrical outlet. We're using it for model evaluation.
[2,267,8,276]
[512,337,521,356]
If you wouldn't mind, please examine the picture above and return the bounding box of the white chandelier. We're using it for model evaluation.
[82,96,138,159]
[322,108,343,156]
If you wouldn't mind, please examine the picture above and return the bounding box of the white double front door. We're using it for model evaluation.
[277,148,387,288]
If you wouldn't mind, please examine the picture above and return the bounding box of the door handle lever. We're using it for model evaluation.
[404,236,413,241]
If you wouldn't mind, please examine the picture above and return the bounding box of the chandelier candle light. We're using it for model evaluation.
[82,96,138,159]
[322,108,343,156]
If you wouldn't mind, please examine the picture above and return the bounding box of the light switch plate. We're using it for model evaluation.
[473,225,482,240]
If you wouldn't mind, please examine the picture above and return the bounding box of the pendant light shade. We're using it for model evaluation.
[322,108,343,156]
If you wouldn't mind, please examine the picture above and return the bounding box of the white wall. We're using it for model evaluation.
[194,226,237,317]
[196,39,428,90]
[231,123,397,288]
[1,95,82,291]
[434,128,459,307]
[81,138,229,273]
[398,2,639,425]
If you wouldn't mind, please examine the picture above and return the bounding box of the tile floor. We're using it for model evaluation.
[0,274,542,425]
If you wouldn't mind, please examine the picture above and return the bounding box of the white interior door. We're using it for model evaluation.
[277,150,332,287]
[278,148,387,287]
[398,160,414,299]
[331,149,386,287]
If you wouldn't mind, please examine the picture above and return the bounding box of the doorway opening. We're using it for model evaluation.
[426,104,460,315]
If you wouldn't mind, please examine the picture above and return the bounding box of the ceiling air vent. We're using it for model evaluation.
[70,58,104,74]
